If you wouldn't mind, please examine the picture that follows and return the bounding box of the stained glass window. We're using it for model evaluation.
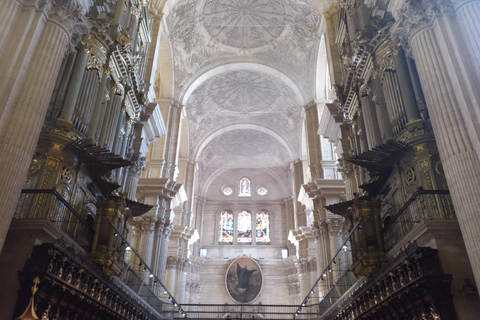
[255,211,270,243]
[239,177,251,197]
[219,211,234,243]
[237,210,252,243]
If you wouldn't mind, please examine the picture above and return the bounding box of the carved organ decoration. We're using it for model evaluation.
[12,0,162,317]
[327,0,455,260]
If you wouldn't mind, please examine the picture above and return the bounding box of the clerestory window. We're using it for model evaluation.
[218,210,270,244]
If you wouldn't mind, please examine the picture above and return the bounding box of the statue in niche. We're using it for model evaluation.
[225,257,262,303]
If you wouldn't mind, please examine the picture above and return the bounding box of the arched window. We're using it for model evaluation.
[239,177,251,197]
[219,210,234,243]
[255,211,270,243]
[237,210,252,243]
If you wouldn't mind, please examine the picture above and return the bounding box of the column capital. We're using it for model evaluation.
[326,216,345,237]
[162,224,174,239]
[166,256,178,269]
[140,217,156,234]
[391,0,453,54]
[304,100,318,111]
[35,0,91,52]
[128,156,147,178]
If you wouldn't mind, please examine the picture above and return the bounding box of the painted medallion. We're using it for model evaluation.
[225,257,263,303]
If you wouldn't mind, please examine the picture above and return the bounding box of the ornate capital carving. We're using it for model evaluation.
[327,217,345,237]
[392,0,450,54]
[128,156,146,178]
[140,217,156,234]
[36,0,91,52]
[162,224,174,239]
[166,256,178,269]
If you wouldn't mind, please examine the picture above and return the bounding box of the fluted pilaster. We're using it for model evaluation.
[158,224,173,282]
[393,0,480,289]
[180,160,196,226]
[0,0,90,252]
[124,156,146,200]
[291,159,306,228]
[162,102,184,180]
[304,101,324,180]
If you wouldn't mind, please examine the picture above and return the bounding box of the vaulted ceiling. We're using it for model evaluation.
[165,0,325,195]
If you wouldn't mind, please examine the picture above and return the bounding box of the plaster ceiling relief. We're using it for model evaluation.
[209,71,279,113]
[201,0,287,51]
[198,129,291,169]
[167,0,322,98]
[185,70,302,153]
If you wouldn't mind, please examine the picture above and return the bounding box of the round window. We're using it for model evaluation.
[222,186,233,196]
[257,187,268,196]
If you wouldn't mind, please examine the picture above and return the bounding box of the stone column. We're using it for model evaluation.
[327,217,344,287]
[308,259,317,297]
[129,221,142,268]
[184,282,191,304]
[124,156,146,200]
[161,102,184,180]
[304,101,324,180]
[175,260,187,303]
[297,260,309,299]
[152,219,164,281]
[157,224,174,282]
[180,161,196,226]
[291,160,306,228]
[195,197,205,242]
[393,0,480,289]
[0,0,90,254]
[136,217,156,279]
[313,219,330,298]
[165,256,178,300]
[284,197,295,238]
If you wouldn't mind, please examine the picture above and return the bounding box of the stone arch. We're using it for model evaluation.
[181,62,306,106]
[193,123,295,163]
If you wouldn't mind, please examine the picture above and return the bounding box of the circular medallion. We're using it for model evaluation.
[225,257,263,303]
[201,0,287,51]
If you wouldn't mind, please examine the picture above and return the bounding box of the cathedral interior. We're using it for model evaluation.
[1,0,480,319]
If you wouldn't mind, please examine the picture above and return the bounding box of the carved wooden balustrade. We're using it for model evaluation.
[14,240,163,320]
[319,242,456,320]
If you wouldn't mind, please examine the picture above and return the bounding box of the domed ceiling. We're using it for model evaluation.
[167,0,322,97]
[186,70,302,156]
[166,0,323,190]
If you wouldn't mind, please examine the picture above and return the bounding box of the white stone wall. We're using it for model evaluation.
[197,258,291,305]
[196,200,293,304]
